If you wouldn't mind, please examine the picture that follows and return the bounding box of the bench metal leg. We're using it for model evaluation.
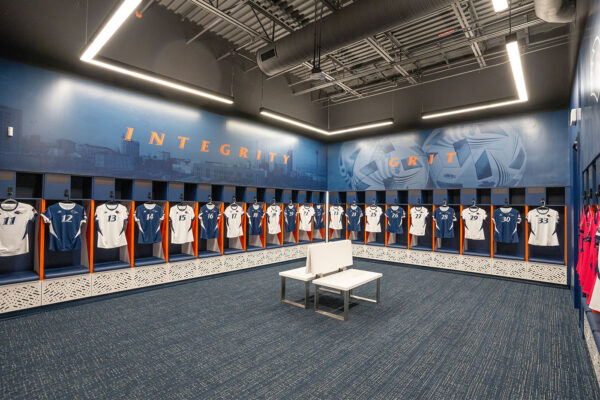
[314,284,347,321]
[349,278,382,304]
[281,277,310,309]
[343,290,349,321]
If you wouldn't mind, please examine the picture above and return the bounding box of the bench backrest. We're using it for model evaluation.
[306,240,353,275]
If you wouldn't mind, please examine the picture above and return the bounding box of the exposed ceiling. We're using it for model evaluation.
[0,0,573,142]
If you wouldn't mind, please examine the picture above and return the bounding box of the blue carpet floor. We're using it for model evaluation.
[1,260,598,399]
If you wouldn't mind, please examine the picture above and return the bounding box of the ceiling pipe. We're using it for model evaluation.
[533,0,575,24]
[256,0,455,76]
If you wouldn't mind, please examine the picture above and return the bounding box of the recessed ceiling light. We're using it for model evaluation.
[491,0,509,12]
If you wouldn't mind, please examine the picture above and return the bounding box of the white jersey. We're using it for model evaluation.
[365,206,383,233]
[409,206,429,236]
[170,204,195,244]
[329,205,345,230]
[527,208,560,246]
[298,205,315,231]
[95,203,129,249]
[461,207,487,240]
[266,205,282,234]
[0,202,37,257]
[223,204,244,238]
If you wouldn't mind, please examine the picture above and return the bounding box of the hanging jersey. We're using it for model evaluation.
[298,205,315,231]
[346,206,363,232]
[199,204,220,239]
[329,205,345,230]
[134,204,164,244]
[95,203,128,249]
[170,204,195,244]
[409,206,429,236]
[266,205,282,234]
[247,205,265,235]
[365,206,383,233]
[493,207,521,243]
[42,202,87,251]
[433,207,457,238]
[527,208,559,246]
[385,206,405,234]
[313,206,325,229]
[461,207,487,240]
[0,202,37,257]
[284,205,298,232]
[223,204,244,238]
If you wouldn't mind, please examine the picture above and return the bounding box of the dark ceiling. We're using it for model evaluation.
[0,0,572,142]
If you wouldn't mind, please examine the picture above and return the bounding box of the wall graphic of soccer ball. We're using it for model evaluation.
[338,139,429,189]
[422,124,527,188]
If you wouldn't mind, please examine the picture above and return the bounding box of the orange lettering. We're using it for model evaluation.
[239,147,248,158]
[389,157,399,168]
[256,150,262,160]
[446,152,456,163]
[408,156,418,166]
[220,144,231,156]
[429,154,435,164]
[124,127,134,141]
[149,131,165,146]
[200,140,210,152]
[269,152,276,162]
[283,154,291,164]
[177,136,190,149]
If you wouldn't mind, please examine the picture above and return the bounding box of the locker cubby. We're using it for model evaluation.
[398,190,408,204]
[297,190,308,203]
[266,188,277,203]
[408,189,421,205]
[281,189,293,203]
[491,187,509,205]
[346,191,364,204]
[434,205,460,254]
[168,202,197,262]
[197,201,222,258]
[346,204,364,244]
[525,187,545,205]
[43,174,70,200]
[386,205,409,249]
[222,202,245,255]
[493,205,526,261]
[462,205,492,257]
[256,187,266,203]
[0,199,40,285]
[422,190,433,205]
[115,178,132,200]
[235,186,248,203]
[196,183,212,202]
[152,181,167,201]
[92,177,115,201]
[70,176,92,200]
[592,164,598,204]
[448,189,460,205]
[291,190,299,203]
[460,188,477,205]
[133,201,167,267]
[385,190,398,204]
[547,187,565,205]
[0,170,16,199]
[282,203,298,246]
[42,200,91,279]
[477,188,491,205]
[329,191,345,205]
[274,188,283,203]
[509,188,525,205]
[15,172,43,199]
[92,200,131,272]
[312,203,327,243]
[184,183,198,201]
[223,186,236,202]
[409,205,432,251]
[433,189,447,205]
[365,204,385,246]
[365,190,377,204]
[528,206,565,265]
[246,203,266,252]
[211,185,224,202]
[168,182,184,202]
[246,187,258,203]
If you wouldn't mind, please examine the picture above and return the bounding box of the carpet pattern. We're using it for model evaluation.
[1,260,598,399]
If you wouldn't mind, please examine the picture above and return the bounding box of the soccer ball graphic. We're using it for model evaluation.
[338,139,429,189]
[422,124,527,188]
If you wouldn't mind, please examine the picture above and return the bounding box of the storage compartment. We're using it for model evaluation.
[152,181,167,201]
[184,183,198,201]
[422,190,433,205]
[448,189,460,205]
[133,201,167,266]
[409,205,432,251]
[386,205,409,249]
[477,188,491,205]
[115,178,132,200]
[547,187,565,205]
[92,200,131,272]
[434,205,460,254]
[509,188,525,205]
[527,206,566,265]
[462,205,492,257]
[16,172,43,199]
[493,205,526,261]
[70,176,92,199]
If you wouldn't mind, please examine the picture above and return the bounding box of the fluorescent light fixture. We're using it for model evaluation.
[491,0,509,12]
[80,0,233,105]
[260,109,393,136]
[422,35,528,120]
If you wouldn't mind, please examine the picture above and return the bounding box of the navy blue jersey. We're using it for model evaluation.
[134,204,164,244]
[199,204,220,239]
[346,206,363,232]
[284,205,297,232]
[433,207,457,238]
[42,203,87,251]
[385,206,405,234]
[313,206,325,229]
[247,205,265,235]
[493,208,521,243]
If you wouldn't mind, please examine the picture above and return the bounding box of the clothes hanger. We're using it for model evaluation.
[1,187,18,210]
[231,196,238,208]
[177,194,187,210]
[538,198,549,213]
[370,198,377,208]
[61,189,75,205]
[288,199,294,207]
[469,198,478,211]
[207,195,214,206]
[442,198,447,207]
[144,191,154,205]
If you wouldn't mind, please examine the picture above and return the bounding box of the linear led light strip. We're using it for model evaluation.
[492,0,509,12]
[80,0,233,105]
[260,109,394,136]
[422,36,527,120]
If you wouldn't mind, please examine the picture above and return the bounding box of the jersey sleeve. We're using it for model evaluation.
[41,206,52,224]
[223,207,231,219]
[526,210,533,222]
[134,206,140,222]
[452,210,457,221]
[158,207,164,221]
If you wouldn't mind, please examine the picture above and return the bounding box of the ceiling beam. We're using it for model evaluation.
[365,36,418,84]
[301,62,362,98]
[245,1,294,33]
[320,0,340,12]
[451,2,486,68]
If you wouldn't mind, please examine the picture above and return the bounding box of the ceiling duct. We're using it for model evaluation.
[533,0,575,24]
[256,0,455,77]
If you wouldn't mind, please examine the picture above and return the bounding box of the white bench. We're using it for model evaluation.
[279,240,382,320]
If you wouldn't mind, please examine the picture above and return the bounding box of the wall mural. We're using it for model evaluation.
[328,110,568,190]
[0,59,327,190]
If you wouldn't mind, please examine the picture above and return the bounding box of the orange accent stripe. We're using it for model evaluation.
[490,205,494,259]
[525,205,529,262]
[432,205,436,252]
[129,201,135,267]
[261,203,266,248]
[39,199,46,280]
[193,202,199,258]
[219,202,224,254]
[242,203,247,250]
[564,205,568,266]
[162,201,169,262]
[459,205,463,255]
[88,200,95,273]
[385,205,388,247]
[407,205,411,250]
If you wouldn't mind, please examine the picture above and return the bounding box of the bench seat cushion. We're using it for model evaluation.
[312,269,382,291]
[279,267,315,282]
